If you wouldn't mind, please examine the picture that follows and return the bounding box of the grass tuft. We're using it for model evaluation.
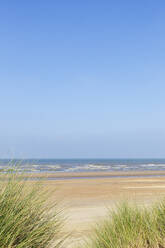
[83,201,165,248]
[0,173,64,248]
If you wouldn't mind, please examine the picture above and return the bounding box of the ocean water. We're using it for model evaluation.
[0,159,165,173]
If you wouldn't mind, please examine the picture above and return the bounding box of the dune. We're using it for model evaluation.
[28,170,165,247]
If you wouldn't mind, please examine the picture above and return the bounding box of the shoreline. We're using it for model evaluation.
[25,170,165,180]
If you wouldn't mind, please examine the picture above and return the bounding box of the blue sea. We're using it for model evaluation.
[0,159,165,173]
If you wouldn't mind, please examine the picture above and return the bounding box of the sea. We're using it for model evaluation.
[0,159,165,173]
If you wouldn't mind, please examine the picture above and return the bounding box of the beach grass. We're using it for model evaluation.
[82,201,165,248]
[0,172,64,248]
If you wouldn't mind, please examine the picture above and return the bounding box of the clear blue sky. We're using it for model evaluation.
[1,1,165,158]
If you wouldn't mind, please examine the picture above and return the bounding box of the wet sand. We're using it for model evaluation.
[32,171,165,247]
[27,170,165,179]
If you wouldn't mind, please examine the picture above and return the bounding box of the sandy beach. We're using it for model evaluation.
[31,171,165,247]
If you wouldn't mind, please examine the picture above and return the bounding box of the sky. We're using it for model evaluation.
[0,0,165,158]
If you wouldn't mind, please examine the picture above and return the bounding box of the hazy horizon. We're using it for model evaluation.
[1,157,165,160]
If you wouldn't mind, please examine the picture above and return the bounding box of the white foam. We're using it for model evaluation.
[140,164,165,167]
[65,164,112,172]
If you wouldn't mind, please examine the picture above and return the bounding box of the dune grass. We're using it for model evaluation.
[83,201,165,248]
[0,172,64,248]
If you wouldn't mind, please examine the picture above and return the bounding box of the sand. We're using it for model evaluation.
[32,171,165,247]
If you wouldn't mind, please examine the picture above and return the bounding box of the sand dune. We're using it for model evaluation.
[33,171,165,247]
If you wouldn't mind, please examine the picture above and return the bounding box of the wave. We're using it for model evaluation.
[139,164,165,167]
[1,161,165,173]
[65,164,113,172]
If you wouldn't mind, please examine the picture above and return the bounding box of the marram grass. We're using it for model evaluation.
[0,173,64,248]
[82,201,165,248]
